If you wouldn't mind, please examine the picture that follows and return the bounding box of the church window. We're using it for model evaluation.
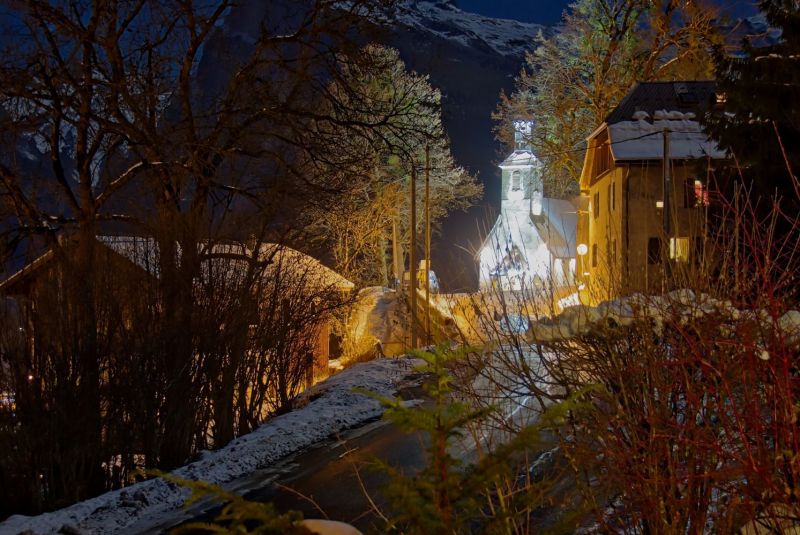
[511,170,522,191]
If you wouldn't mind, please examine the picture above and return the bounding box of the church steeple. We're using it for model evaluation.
[512,119,533,151]
[499,120,542,215]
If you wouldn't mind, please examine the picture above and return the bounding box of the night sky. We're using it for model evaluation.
[456,0,760,25]
[455,0,569,25]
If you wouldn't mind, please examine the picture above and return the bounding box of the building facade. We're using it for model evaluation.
[478,122,578,302]
[577,82,728,304]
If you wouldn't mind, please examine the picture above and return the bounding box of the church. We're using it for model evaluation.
[477,121,579,303]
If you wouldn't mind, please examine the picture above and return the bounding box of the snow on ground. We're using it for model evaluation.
[1,357,423,535]
[527,289,800,344]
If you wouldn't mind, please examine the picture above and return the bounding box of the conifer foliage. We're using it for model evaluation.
[703,0,800,185]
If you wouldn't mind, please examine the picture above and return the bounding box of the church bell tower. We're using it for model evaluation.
[499,120,542,216]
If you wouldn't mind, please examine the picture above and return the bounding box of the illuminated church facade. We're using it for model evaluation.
[477,121,579,299]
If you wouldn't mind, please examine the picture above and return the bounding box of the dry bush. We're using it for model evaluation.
[447,169,800,532]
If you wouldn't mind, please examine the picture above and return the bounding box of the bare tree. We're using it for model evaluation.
[0,0,422,514]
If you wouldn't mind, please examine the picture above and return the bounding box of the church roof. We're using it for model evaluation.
[530,198,578,259]
[499,149,538,168]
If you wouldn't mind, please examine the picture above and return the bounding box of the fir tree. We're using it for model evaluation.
[703,0,800,192]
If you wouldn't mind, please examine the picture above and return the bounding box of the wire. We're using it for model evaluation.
[516,130,716,160]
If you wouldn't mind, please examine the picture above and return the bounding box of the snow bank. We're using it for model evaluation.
[527,289,800,344]
[1,357,422,535]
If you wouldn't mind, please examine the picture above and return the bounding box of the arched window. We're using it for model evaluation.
[511,170,522,191]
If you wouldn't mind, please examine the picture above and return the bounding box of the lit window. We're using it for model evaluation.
[684,178,709,207]
[694,179,709,206]
[656,200,664,209]
[670,237,690,262]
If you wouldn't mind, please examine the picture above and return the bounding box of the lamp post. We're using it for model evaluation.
[577,243,588,304]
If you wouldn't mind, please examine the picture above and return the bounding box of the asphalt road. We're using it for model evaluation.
[148,353,553,534]
[153,385,429,534]
[243,413,427,532]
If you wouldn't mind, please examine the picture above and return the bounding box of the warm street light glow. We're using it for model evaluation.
[577,243,588,256]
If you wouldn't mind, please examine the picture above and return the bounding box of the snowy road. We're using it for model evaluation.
[162,350,549,533]
[0,358,424,535]
[162,386,430,533]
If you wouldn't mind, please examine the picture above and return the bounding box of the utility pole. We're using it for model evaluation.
[662,128,672,285]
[392,213,401,289]
[409,165,418,349]
[424,144,431,345]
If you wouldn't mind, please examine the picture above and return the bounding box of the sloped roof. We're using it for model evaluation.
[530,198,578,259]
[97,235,162,275]
[257,244,354,291]
[608,116,726,161]
[0,236,353,294]
[605,81,718,124]
[499,149,539,168]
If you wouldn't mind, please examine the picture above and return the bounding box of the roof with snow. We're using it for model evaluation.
[530,198,578,258]
[499,149,539,168]
[605,81,718,124]
[589,81,727,161]
[0,236,353,294]
[608,116,726,161]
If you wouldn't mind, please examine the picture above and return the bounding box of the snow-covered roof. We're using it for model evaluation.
[101,238,354,290]
[257,244,354,291]
[608,115,727,161]
[530,198,578,258]
[499,149,539,168]
[605,81,717,124]
[1,236,353,294]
